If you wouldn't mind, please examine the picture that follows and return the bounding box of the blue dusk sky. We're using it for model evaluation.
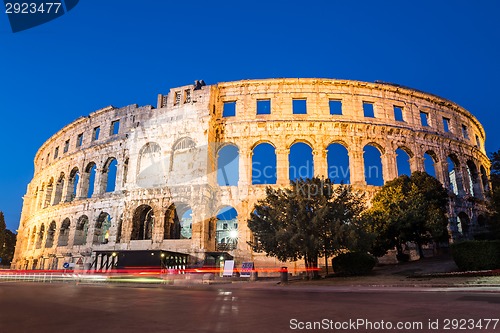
[1,1,499,231]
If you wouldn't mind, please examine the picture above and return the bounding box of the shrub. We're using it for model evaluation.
[396,253,410,262]
[450,240,500,271]
[332,252,377,276]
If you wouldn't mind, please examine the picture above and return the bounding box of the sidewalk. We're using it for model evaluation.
[276,255,500,289]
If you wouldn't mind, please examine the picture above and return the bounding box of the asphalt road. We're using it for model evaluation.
[0,283,499,333]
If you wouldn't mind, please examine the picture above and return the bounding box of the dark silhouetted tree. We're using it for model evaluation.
[248,178,367,279]
[485,149,500,239]
[365,171,449,259]
[0,212,17,266]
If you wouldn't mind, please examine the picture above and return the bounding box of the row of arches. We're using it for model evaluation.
[27,212,113,251]
[217,141,489,198]
[32,158,121,212]
[24,200,485,254]
[25,204,239,252]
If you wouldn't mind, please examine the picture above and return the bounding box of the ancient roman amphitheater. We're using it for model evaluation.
[12,78,490,272]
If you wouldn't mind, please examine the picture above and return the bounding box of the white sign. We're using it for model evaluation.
[223,260,234,277]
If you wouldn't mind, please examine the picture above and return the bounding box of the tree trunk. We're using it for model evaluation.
[305,255,319,280]
[395,242,403,256]
[417,241,424,259]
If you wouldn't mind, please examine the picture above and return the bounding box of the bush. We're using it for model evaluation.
[450,240,500,271]
[332,252,377,276]
[396,253,410,262]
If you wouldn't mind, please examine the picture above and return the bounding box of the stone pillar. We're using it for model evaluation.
[93,167,105,197]
[349,150,365,186]
[114,161,124,192]
[382,152,397,182]
[410,155,424,173]
[276,148,290,186]
[313,148,327,178]
[238,147,251,187]
[434,160,446,185]
[62,177,72,202]
[153,209,164,244]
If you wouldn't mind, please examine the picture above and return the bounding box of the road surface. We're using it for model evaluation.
[0,283,499,332]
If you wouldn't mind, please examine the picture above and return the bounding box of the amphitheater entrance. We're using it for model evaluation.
[131,205,154,240]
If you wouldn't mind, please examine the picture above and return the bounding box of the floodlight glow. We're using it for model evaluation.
[229,230,238,239]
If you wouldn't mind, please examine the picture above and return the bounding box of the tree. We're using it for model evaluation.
[365,171,449,259]
[247,177,367,279]
[0,212,17,266]
[0,212,6,258]
[485,149,500,239]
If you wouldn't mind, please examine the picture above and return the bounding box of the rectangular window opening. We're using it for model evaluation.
[76,133,83,147]
[93,127,100,141]
[393,106,404,122]
[54,147,59,159]
[329,100,342,115]
[63,140,70,153]
[293,99,307,114]
[442,117,450,132]
[475,135,481,148]
[111,120,120,135]
[257,99,271,115]
[174,91,181,105]
[420,112,429,127]
[223,101,236,117]
[184,89,191,103]
[462,124,469,139]
[363,102,374,118]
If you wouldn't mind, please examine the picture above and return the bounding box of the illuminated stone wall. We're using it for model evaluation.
[12,78,490,271]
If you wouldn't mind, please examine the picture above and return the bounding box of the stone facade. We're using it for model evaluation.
[12,78,490,271]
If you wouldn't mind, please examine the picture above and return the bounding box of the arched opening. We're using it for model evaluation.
[137,142,163,187]
[216,206,238,251]
[289,142,313,182]
[252,143,277,184]
[104,158,118,193]
[74,215,89,246]
[447,156,460,195]
[327,143,350,184]
[53,173,65,205]
[131,205,154,240]
[164,204,180,240]
[423,151,438,178]
[83,162,97,198]
[217,144,239,186]
[457,212,470,236]
[36,224,45,249]
[57,218,70,247]
[164,204,192,240]
[466,160,480,197]
[68,168,80,201]
[363,144,384,186]
[93,212,111,244]
[170,138,198,185]
[480,165,489,193]
[395,148,411,177]
[45,221,56,248]
[180,209,193,240]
